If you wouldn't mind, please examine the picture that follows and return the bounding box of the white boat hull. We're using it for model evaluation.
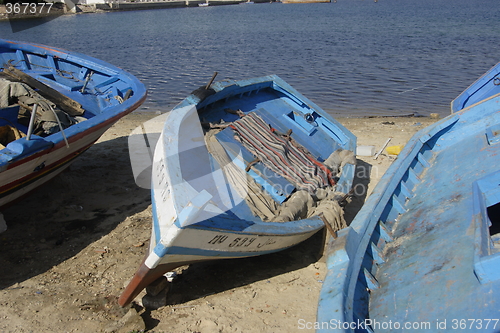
[119,75,356,307]
[0,121,112,208]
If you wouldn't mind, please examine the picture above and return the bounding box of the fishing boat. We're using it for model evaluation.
[0,40,146,217]
[317,92,500,330]
[119,74,357,306]
[451,61,500,112]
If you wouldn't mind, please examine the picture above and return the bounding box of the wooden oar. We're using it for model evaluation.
[3,62,85,116]
[205,71,218,89]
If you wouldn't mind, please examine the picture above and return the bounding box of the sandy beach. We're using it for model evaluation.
[0,111,438,333]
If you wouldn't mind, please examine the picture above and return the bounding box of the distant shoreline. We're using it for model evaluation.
[0,0,274,22]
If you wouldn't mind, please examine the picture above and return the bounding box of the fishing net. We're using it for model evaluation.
[204,112,355,231]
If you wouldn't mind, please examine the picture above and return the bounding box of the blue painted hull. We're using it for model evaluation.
[451,61,500,112]
[119,75,357,306]
[0,39,147,209]
[317,94,500,329]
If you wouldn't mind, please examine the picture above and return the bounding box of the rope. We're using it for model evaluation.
[205,129,278,221]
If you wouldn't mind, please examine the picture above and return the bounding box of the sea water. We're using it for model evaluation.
[1,0,499,117]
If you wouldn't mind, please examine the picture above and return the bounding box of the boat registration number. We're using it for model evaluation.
[207,234,276,249]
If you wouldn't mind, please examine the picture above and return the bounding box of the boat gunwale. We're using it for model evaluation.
[451,61,500,113]
[0,39,129,78]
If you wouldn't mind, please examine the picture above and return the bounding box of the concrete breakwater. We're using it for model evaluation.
[0,0,272,21]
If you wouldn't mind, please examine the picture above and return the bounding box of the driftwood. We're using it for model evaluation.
[2,64,84,116]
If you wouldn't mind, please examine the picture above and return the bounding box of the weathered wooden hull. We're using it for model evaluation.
[317,91,500,330]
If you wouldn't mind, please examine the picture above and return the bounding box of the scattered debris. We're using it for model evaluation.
[374,137,392,160]
[145,276,168,297]
[165,271,177,282]
[142,286,169,310]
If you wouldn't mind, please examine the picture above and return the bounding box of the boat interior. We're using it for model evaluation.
[0,46,135,113]
[0,45,137,150]
[180,81,356,226]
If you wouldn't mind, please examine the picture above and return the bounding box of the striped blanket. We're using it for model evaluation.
[230,113,333,193]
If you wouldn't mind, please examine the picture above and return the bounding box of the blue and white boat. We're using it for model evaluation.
[317,81,500,330]
[0,39,146,216]
[451,61,500,112]
[119,75,357,306]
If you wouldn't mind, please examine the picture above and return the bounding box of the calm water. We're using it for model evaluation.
[1,0,499,116]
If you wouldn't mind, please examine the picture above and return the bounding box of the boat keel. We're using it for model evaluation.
[118,260,182,307]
